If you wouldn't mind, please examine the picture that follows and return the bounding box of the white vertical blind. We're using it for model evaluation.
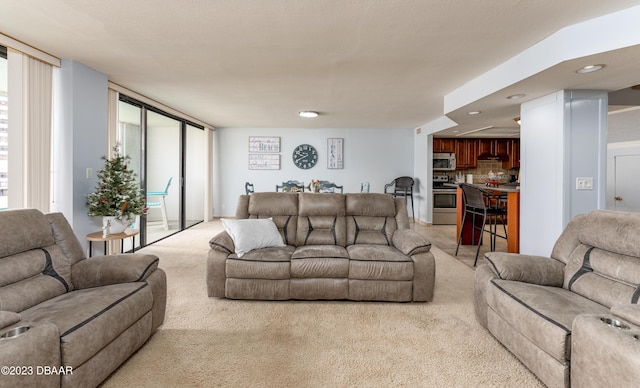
[23,55,52,212]
[8,50,53,212]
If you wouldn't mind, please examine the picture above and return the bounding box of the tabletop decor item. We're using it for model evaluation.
[86,145,147,233]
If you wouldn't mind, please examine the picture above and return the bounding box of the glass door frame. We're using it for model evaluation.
[118,94,205,248]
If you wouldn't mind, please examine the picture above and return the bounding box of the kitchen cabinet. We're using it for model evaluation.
[435,137,519,170]
[502,139,520,169]
[433,138,455,153]
[478,139,508,156]
[455,139,478,169]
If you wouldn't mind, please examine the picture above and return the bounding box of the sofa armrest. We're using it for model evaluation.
[209,231,235,255]
[71,254,159,289]
[392,229,431,256]
[611,304,640,327]
[0,311,21,329]
[484,252,565,286]
[0,323,61,387]
[572,313,640,386]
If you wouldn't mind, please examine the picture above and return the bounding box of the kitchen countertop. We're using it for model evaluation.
[446,182,520,193]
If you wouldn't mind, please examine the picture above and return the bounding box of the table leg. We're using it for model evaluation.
[89,241,93,258]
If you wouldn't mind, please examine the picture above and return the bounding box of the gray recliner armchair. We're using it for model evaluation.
[0,209,167,388]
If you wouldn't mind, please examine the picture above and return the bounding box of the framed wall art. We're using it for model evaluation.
[249,154,280,170]
[327,138,344,169]
[249,136,281,153]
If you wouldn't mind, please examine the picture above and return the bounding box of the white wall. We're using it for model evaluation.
[52,59,109,251]
[214,127,414,217]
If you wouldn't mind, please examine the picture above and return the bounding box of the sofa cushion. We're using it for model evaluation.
[291,245,349,278]
[579,210,640,258]
[226,246,294,279]
[222,218,285,257]
[0,245,73,312]
[297,215,347,246]
[345,194,398,245]
[0,209,55,258]
[563,243,640,308]
[487,279,609,363]
[297,194,346,246]
[346,216,396,245]
[46,212,86,267]
[19,282,153,368]
[247,192,299,245]
[345,193,396,217]
[347,245,413,281]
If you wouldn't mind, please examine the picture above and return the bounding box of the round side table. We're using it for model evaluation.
[86,230,139,257]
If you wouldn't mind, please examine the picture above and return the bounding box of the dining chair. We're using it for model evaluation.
[384,176,415,220]
[311,180,343,193]
[275,180,305,192]
[245,182,255,195]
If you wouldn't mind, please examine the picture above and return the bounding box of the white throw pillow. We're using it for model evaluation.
[221,218,285,257]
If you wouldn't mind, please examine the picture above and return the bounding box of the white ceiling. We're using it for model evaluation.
[2,0,640,135]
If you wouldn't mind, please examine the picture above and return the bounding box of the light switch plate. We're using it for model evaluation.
[576,177,593,190]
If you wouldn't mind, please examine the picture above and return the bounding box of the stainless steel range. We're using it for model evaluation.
[432,175,457,225]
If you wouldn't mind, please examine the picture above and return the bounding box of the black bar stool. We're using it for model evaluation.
[455,183,508,266]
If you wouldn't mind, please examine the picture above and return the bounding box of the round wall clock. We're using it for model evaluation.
[292,144,318,169]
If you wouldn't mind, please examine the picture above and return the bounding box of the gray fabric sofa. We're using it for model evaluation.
[207,192,435,302]
[474,210,640,387]
[0,209,167,388]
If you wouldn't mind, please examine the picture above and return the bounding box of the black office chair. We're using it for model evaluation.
[245,182,254,195]
[385,176,415,220]
[455,183,507,266]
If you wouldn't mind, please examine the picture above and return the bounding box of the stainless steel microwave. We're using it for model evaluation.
[433,153,456,171]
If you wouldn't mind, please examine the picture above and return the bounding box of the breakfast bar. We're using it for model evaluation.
[456,184,520,253]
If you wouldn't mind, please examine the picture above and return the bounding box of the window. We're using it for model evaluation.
[0,46,7,209]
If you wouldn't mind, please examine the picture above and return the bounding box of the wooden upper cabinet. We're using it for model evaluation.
[478,139,508,156]
[478,139,493,155]
[433,138,455,153]
[436,137,519,170]
[495,139,508,155]
[455,139,478,169]
[502,139,520,169]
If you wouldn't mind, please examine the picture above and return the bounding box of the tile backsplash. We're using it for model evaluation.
[453,160,519,184]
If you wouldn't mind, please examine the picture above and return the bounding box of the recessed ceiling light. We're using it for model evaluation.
[506,94,525,100]
[576,64,605,74]
[299,111,319,118]
[467,111,481,115]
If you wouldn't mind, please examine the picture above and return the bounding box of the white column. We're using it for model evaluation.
[520,90,607,256]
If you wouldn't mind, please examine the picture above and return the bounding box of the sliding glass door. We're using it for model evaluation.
[146,110,181,243]
[185,124,205,228]
[117,96,205,248]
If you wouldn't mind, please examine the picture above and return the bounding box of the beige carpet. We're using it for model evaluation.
[101,221,543,387]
